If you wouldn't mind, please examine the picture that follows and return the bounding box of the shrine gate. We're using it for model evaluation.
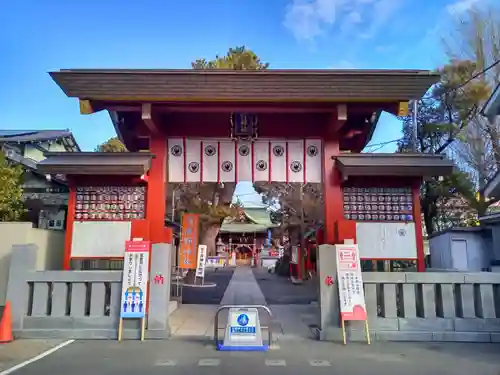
[39,69,454,271]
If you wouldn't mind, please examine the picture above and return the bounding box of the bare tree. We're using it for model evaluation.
[445,6,500,194]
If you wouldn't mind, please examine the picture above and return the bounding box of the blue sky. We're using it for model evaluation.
[0,0,488,205]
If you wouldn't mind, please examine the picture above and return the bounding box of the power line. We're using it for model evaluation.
[422,59,500,100]
[364,138,401,150]
[449,59,500,93]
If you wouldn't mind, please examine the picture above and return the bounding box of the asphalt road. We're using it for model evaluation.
[7,339,500,375]
[181,268,234,304]
[253,269,318,304]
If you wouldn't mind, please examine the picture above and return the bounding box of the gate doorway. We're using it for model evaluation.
[235,245,253,266]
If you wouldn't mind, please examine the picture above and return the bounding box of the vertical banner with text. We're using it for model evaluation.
[179,213,199,269]
[120,241,150,319]
[334,243,367,321]
[195,244,208,278]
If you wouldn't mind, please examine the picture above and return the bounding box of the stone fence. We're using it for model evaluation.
[6,243,172,339]
[7,242,500,342]
[318,245,500,343]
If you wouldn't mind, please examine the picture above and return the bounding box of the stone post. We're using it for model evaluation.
[147,243,172,339]
[6,244,38,332]
[317,244,343,341]
[490,226,500,272]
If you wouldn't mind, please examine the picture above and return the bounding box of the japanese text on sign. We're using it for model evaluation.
[179,213,199,269]
[195,245,207,278]
[335,244,367,321]
[120,241,150,319]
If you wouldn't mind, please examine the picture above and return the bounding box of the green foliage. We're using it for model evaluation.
[0,153,26,221]
[95,137,127,152]
[174,47,269,230]
[191,46,269,70]
[397,58,494,234]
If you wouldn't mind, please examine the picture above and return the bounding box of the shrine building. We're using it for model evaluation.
[218,206,277,266]
[38,69,454,271]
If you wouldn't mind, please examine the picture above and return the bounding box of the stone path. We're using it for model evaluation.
[169,267,317,340]
[170,267,268,337]
[220,266,266,305]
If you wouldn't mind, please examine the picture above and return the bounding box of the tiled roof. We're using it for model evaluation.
[37,152,152,176]
[50,69,440,102]
[335,153,455,177]
[0,130,80,151]
[0,130,72,142]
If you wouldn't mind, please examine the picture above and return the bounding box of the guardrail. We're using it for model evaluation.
[214,305,273,346]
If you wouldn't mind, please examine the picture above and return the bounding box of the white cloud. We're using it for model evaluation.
[284,0,402,41]
[446,0,482,14]
[283,0,340,41]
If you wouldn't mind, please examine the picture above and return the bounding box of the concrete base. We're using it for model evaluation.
[14,327,168,340]
[318,324,500,343]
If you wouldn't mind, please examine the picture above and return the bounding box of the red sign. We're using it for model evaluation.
[338,249,358,271]
[125,240,150,253]
[179,213,199,269]
[335,244,367,321]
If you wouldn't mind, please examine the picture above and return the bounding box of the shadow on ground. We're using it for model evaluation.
[181,268,234,304]
[252,268,318,304]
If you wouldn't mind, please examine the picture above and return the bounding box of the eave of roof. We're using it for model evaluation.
[37,152,153,176]
[49,69,440,103]
[335,153,455,177]
[220,223,277,233]
[0,130,81,152]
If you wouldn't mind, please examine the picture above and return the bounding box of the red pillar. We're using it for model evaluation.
[323,137,342,244]
[146,135,171,244]
[63,183,76,270]
[412,179,426,272]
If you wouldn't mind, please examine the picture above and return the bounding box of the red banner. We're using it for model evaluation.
[179,213,199,269]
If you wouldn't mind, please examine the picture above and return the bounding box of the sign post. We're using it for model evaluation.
[195,244,207,285]
[118,240,150,341]
[218,307,266,351]
[334,243,370,345]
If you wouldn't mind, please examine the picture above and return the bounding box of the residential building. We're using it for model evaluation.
[0,130,80,230]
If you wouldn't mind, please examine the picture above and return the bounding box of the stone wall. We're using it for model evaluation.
[0,222,65,304]
[6,243,172,339]
[318,244,500,343]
